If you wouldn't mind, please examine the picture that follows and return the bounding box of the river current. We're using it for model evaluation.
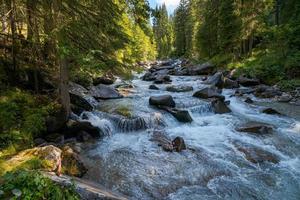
[79,68,300,200]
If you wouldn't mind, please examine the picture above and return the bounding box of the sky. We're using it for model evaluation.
[149,0,180,14]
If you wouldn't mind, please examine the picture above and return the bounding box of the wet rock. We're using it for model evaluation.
[193,87,225,100]
[64,120,102,139]
[238,76,260,87]
[262,108,282,115]
[90,84,123,100]
[61,146,87,177]
[150,130,187,152]
[154,75,171,84]
[76,131,93,142]
[149,85,159,90]
[150,130,174,152]
[245,97,254,104]
[224,100,231,106]
[203,72,223,87]
[159,106,193,123]
[236,122,273,135]
[69,82,97,112]
[188,62,215,75]
[149,95,176,108]
[93,76,115,85]
[166,85,193,93]
[142,72,156,81]
[235,143,279,164]
[172,137,186,152]
[212,99,232,114]
[223,77,239,89]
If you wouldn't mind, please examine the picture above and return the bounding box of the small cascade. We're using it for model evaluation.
[190,103,213,114]
[80,112,114,136]
[82,111,165,133]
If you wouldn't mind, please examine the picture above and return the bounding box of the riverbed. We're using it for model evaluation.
[79,69,300,200]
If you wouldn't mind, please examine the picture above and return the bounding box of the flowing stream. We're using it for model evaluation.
[79,68,300,200]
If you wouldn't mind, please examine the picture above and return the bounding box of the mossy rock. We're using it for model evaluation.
[114,106,133,118]
[0,145,61,175]
[61,146,87,178]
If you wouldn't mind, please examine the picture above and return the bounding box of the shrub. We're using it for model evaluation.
[0,170,79,199]
[0,89,56,149]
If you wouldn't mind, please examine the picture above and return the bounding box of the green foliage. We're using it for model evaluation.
[0,89,55,149]
[153,4,173,58]
[277,79,300,91]
[0,170,79,200]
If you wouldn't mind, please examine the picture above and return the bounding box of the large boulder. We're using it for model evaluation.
[69,82,98,112]
[149,95,176,108]
[236,122,273,135]
[212,99,232,114]
[153,75,172,84]
[64,120,102,139]
[203,72,223,87]
[238,76,260,87]
[166,85,193,93]
[90,84,123,100]
[188,62,215,75]
[193,87,225,100]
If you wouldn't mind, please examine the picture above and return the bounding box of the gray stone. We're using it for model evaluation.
[149,95,176,108]
[90,84,123,100]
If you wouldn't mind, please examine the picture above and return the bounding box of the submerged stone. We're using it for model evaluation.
[236,122,273,135]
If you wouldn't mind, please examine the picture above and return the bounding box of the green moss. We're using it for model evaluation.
[0,170,80,199]
[114,106,133,118]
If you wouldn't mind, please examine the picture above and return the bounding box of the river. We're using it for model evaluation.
[78,63,300,200]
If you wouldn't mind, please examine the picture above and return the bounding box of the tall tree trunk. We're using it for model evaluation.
[54,0,71,119]
[59,57,71,120]
[43,0,56,61]
[6,0,17,73]
[27,0,41,93]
